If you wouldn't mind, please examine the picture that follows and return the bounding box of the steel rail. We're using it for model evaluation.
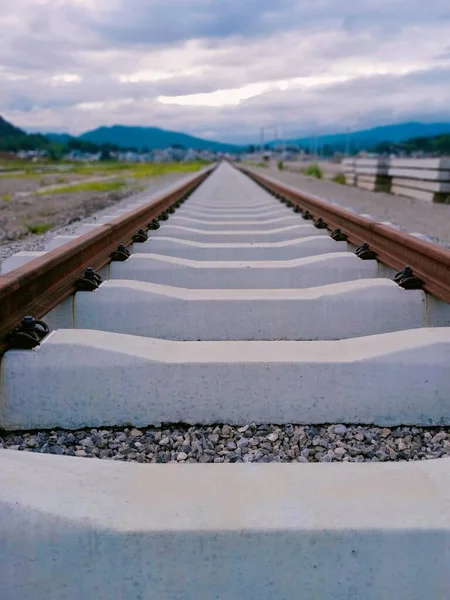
[0,166,213,352]
[239,165,450,303]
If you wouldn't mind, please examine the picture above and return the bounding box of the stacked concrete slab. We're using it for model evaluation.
[355,157,391,192]
[389,158,450,203]
[342,157,356,185]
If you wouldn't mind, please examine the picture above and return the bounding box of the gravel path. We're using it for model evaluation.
[2,424,450,463]
[0,172,187,267]
[255,166,450,246]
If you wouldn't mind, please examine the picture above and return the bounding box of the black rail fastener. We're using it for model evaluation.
[159,212,169,221]
[110,244,131,261]
[393,266,423,290]
[148,219,160,230]
[302,210,313,220]
[293,206,302,213]
[331,228,348,241]
[167,207,176,214]
[355,242,377,260]
[314,218,328,229]
[8,316,50,350]
[75,267,103,291]
[132,229,149,243]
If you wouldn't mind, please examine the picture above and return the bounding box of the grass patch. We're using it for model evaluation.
[332,173,346,185]
[2,193,12,202]
[27,223,53,234]
[49,160,207,179]
[129,161,206,179]
[1,160,208,180]
[303,163,323,179]
[0,169,62,179]
[38,179,127,195]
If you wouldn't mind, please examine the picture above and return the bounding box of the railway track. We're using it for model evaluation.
[1,161,450,599]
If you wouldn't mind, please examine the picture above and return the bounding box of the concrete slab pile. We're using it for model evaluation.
[389,158,450,203]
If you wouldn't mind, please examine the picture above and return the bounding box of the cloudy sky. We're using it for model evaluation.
[1,0,449,143]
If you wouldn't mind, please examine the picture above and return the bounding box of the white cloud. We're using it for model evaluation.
[0,0,449,140]
[158,82,272,107]
[51,74,83,84]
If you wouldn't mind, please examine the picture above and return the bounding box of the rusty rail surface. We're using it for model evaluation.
[0,167,213,352]
[239,165,450,303]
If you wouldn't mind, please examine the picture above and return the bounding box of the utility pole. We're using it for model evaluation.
[345,127,350,156]
[313,136,318,160]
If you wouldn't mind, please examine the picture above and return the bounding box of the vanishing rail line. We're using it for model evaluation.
[239,164,450,301]
[0,166,213,353]
[1,160,450,599]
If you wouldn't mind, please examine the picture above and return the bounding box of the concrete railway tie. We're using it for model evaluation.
[1,161,450,599]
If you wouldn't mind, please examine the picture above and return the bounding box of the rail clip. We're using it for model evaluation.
[393,266,423,290]
[8,316,50,350]
[75,267,103,291]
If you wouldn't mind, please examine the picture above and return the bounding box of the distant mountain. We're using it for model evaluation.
[0,115,50,152]
[274,122,450,151]
[0,115,26,138]
[79,125,240,152]
[46,133,73,145]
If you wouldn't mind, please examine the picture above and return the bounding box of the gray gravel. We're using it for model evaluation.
[0,172,187,267]
[2,424,450,463]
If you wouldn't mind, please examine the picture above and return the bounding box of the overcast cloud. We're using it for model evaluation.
[0,0,449,142]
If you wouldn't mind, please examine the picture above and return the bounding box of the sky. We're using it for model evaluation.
[0,0,450,143]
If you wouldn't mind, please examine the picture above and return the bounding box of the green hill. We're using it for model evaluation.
[0,116,50,152]
[0,115,25,138]
[80,125,240,152]
[273,122,450,154]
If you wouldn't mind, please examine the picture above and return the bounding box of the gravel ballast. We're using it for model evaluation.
[2,424,450,463]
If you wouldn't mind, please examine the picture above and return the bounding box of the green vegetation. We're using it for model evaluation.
[27,223,53,234]
[332,173,346,185]
[0,169,46,178]
[278,160,284,170]
[372,134,450,155]
[45,160,206,179]
[38,179,127,195]
[129,161,206,178]
[2,193,12,202]
[303,163,323,179]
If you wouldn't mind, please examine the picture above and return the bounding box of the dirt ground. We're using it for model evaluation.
[253,166,450,245]
[0,172,93,196]
[0,187,138,240]
[282,160,343,179]
[0,162,202,242]
[0,172,191,266]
